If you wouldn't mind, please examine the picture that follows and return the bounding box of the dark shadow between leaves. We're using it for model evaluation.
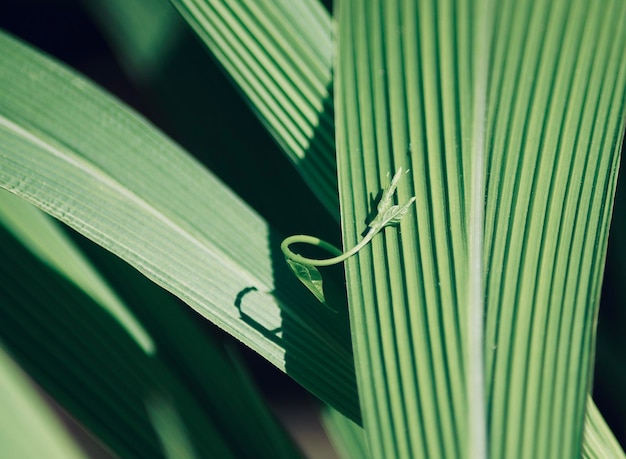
[0,224,165,459]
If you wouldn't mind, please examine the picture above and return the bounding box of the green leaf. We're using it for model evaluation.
[0,189,302,459]
[0,30,358,423]
[322,407,369,459]
[335,1,626,458]
[0,343,87,459]
[285,258,328,307]
[168,0,339,216]
[323,397,625,459]
[484,2,626,457]
[582,399,626,459]
[0,188,154,354]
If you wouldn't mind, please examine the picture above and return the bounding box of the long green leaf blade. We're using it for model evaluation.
[335,1,626,458]
[0,344,87,459]
[336,2,469,456]
[0,30,358,422]
[485,2,626,457]
[582,399,626,459]
[168,0,339,215]
[0,189,154,354]
[0,190,303,458]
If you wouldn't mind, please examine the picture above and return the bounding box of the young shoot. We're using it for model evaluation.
[281,168,416,308]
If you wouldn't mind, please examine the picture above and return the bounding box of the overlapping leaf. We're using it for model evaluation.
[0,30,358,422]
[0,343,87,459]
[583,400,626,459]
[324,397,626,459]
[168,0,338,215]
[0,189,302,458]
[146,4,626,455]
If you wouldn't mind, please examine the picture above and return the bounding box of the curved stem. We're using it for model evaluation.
[282,169,415,269]
[281,228,377,267]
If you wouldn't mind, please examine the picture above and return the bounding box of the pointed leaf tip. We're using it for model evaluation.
[285,258,336,312]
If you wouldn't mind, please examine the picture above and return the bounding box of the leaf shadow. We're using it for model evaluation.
[234,286,283,344]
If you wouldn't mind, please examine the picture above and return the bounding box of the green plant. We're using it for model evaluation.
[282,168,415,308]
[0,0,625,458]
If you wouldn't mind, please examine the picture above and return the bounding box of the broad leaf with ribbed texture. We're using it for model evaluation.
[484,2,625,457]
[335,1,626,458]
[323,397,625,459]
[0,30,358,423]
